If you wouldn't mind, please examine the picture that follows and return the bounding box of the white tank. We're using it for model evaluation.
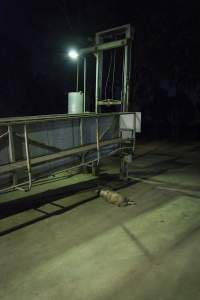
[68,91,83,114]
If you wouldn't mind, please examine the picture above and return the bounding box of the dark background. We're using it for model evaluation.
[0,0,200,139]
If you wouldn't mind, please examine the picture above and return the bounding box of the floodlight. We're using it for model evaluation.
[68,49,79,60]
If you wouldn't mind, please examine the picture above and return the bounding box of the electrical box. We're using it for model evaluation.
[120,113,141,133]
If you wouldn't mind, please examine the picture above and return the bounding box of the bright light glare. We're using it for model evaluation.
[68,49,79,60]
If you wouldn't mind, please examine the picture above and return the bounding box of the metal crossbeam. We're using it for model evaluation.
[80,39,127,55]
[0,138,121,175]
[0,112,131,126]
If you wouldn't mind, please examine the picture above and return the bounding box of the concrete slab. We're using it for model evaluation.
[1,141,200,300]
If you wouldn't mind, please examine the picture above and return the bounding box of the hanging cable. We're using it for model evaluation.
[105,52,113,100]
[111,49,116,99]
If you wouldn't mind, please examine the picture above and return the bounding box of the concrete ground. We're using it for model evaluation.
[0,140,200,300]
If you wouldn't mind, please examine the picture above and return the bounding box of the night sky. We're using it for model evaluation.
[0,0,200,137]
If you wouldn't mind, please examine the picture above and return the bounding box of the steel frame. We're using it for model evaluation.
[78,24,133,113]
[95,24,132,113]
[0,112,136,193]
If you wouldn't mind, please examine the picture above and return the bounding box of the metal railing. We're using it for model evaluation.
[0,112,136,193]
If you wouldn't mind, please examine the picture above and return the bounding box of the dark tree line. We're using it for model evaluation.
[0,0,199,138]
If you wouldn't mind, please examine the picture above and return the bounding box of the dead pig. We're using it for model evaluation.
[97,189,135,207]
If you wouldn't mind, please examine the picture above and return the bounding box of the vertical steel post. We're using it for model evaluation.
[24,124,32,190]
[123,45,128,112]
[95,32,103,106]
[80,117,86,170]
[95,52,99,113]
[96,117,100,162]
[80,117,83,146]
[91,116,100,176]
[83,57,86,112]
[133,112,136,154]
[124,24,132,112]
[8,125,17,186]
[98,52,103,104]
[76,60,79,92]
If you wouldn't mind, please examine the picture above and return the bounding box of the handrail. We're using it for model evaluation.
[0,112,135,126]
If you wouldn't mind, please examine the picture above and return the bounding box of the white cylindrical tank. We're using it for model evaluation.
[68,91,83,114]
